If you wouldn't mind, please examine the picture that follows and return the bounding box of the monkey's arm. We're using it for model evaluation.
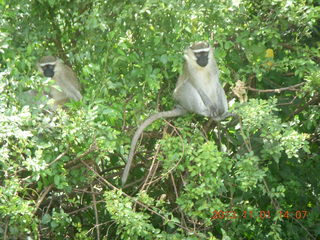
[122,107,187,186]
[189,75,228,120]
[60,80,82,101]
[197,87,234,121]
[174,77,212,117]
[195,87,219,116]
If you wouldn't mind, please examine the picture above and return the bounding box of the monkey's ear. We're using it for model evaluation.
[37,63,43,73]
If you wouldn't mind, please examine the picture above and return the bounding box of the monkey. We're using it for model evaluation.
[121,41,230,186]
[173,42,229,120]
[37,56,82,107]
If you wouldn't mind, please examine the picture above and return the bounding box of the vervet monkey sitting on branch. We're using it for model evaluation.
[122,41,232,186]
[36,56,82,107]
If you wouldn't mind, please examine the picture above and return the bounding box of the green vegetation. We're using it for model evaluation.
[0,0,319,239]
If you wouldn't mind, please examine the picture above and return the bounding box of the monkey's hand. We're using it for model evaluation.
[196,87,223,118]
[61,81,82,101]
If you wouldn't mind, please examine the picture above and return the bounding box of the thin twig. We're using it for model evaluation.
[91,185,100,240]
[79,160,199,235]
[144,121,185,186]
[33,184,54,216]
[140,137,163,192]
[4,216,9,240]
[289,94,320,119]
[170,173,179,200]
[277,96,297,106]
[65,141,98,168]
[48,151,67,167]
[86,220,115,237]
[262,179,280,210]
[247,82,305,93]
[68,200,105,215]
[292,217,316,240]
[239,120,252,152]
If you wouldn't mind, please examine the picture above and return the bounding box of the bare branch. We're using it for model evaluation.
[247,82,305,93]
[33,184,54,216]
[91,185,100,240]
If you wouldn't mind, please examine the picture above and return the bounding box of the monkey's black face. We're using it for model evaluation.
[42,64,55,78]
[194,51,209,67]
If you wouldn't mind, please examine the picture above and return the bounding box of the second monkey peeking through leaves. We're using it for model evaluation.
[37,56,82,107]
[122,41,232,186]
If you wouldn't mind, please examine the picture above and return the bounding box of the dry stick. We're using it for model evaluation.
[48,151,67,167]
[247,82,305,93]
[4,216,9,240]
[91,185,100,240]
[145,121,185,186]
[33,184,54,216]
[65,141,98,168]
[140,136,163,192]
[122,176,145,189]
[292,218,316,240]
[44,197,53,216]
[79,159,199,236]
[87,220,115,237]
[133,120,184,191]
[170,173,179,200]
[140,156,159,192]
[141,127,168,191]
[106,221,117,238]
[74,189,101,194]
[68,200,105,215]
[239,121,252,152]
[146,161,160,192]
[262,179,280,210]
[144,124,171,189]
[289,94,320,119]
[277,96,298,106]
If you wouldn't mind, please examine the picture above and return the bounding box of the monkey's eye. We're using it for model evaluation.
[196,52,208,58]
[42,65,55,71]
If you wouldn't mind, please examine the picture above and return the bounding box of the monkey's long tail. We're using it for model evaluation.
[121,107,187,186]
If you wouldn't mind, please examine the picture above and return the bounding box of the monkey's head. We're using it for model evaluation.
[185,41,211,68]
[38,56,58,78]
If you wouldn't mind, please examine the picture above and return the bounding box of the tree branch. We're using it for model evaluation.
[247,82,305,93]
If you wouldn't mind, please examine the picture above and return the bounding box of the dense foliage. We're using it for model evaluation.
[0,0,319,239]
